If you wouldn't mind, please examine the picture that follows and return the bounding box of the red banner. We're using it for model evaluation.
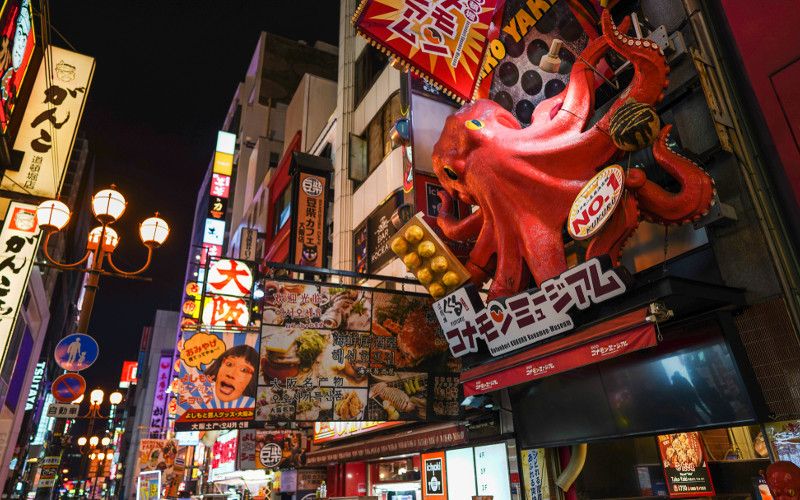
[463,324,656,396]
[354,0,498,103]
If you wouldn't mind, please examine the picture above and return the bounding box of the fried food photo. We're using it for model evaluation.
[335,391,364,420]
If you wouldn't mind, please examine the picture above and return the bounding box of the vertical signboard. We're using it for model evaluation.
[209,430,238,481]
[657,432,715,497]
[520,449,550,500]
[239,227,258,261]
[2,46,95,197]
[422,451,448,500]
[0,202,39,363]
[475,443,512,500]
[149,356,172,432]
[289,153,332,268]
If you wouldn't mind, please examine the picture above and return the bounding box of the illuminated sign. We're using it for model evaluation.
[119,361,138,389]
[313,421,404,443]
[25,361,46,411]
[201,295,249,328]
[0,202,39,365]
[2,46,95,197]
[216,130,236,154]
[210,174,230,198]
[0,0,35,134]
[203,218,225,246]
[209,430,238,481]
[200,243,222,266]
[213,151,233,176]
[206,259,253,297]
[149,356,172,431]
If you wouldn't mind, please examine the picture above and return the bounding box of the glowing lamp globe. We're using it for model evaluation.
[87,227,119,253]
[139,214,169,248]
[89,453,96,461]
[77,437,87,447]
[92,188,126,224]
[89,389,104,406]
[36,200,71,231]
[101,437,111,446]
[89,436,99,447]
[109,392,123,405]
[97,452,105,461]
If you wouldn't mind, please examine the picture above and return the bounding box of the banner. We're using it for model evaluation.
[520,449,551,500]
[239,429,308,470]
[258,281,461,422]
[0,202,39,364]
[0,0,36,135]
[657,432,715,497]
[354,0,498,103]
[292,171,327,267]
[136,440,179,499]
[175,331,259,430]
[3,46,94,197]
[422,451,448,500]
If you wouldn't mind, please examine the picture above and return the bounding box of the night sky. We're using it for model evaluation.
[47,2,340,394]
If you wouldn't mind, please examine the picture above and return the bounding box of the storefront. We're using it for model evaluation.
[307,421,522,500]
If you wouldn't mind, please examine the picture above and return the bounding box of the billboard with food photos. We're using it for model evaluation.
[258,279,461,422]
[354,0,498,103]
[175,331,259,431]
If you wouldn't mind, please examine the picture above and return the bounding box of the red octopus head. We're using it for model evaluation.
[767,461,800,500]
[432,99,520,205]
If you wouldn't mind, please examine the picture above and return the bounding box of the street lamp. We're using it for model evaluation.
[101,437,111,447]
[90,389,104,407]
[109,392,123,406]
[36,184,169,333]
[77,437,87,447]
[89,436,99,447]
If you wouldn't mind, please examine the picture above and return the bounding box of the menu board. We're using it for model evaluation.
[657,433,715,497]
[475,443,512,500]
[258,280,460,422]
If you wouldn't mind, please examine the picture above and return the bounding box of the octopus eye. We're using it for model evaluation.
[465,119,484,130]
[443,166,459,181]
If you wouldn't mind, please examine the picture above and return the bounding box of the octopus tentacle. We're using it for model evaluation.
[435,190,482,241]
[585,194,640,265]
[595,11,670,133]
[631,125,716,225]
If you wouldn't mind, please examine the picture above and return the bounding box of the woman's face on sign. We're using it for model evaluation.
[215,355,254,402]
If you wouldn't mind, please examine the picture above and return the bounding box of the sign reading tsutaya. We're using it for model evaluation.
[0,202,39,363]
[3,46,95,197]
[433,257,628,357]
[354,0,498,103]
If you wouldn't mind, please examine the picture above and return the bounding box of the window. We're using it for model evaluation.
[269,151,280,168]
[349,92,403,183]
[272,187,292,235]
[354,45,388,106]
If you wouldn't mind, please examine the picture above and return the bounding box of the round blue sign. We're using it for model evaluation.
[54,333,99,371]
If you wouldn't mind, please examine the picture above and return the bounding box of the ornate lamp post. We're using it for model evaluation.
[37,186,170,332]
[35,186,168,500]
[72,389,123,499]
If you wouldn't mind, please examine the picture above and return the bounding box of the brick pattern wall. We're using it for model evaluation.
[736,297,800,419]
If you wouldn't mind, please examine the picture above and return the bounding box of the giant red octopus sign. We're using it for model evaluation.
[431,11,715,300]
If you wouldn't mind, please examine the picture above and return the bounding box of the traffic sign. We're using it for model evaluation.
[51,373,86,403]
[54,333,99,371]
[46,403,79,418]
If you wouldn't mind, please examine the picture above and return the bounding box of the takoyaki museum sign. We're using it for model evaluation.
[434,257,629,358]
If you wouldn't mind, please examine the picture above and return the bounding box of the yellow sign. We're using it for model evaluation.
[213,151,233,176]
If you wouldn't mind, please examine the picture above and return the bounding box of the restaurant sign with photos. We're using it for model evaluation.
[258,278,461,423]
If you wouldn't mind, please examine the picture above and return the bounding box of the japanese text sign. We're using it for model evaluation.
[0,202,39,364]
[293,172,326,268]
[210,430,238,480]
[238,429,307,470]
[354,0,498,103]
[433,257,628,358]
[3,46,94,197]
[149,355,172,431]
[206,259,253,297]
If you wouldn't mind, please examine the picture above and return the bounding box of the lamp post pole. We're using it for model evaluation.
[32,188,169,500]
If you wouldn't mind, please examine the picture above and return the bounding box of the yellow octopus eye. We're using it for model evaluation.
[465,119,484,130]
[443,166,459,181]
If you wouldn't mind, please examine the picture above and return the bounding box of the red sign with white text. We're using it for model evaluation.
[354,0,498,103]
[119,361,138,388]
[463,324,656,396]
